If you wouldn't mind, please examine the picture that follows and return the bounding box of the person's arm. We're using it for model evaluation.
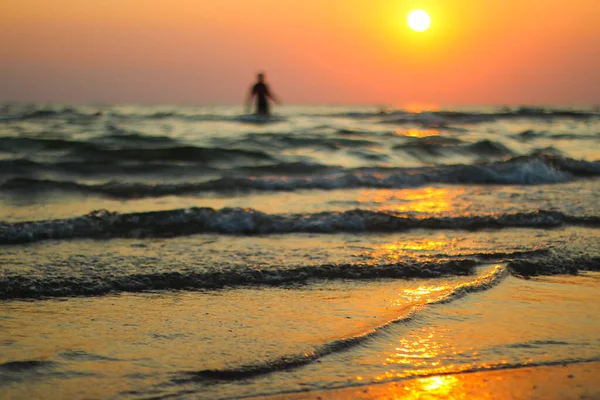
[245,87,255,113]
[267,90,281,105]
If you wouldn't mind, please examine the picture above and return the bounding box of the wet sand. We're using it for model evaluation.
[256,361,600,400]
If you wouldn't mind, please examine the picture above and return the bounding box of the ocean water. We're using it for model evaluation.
[0,104,599,399]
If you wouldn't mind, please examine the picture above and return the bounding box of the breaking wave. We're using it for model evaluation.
[1,248,598,300]
[2,155,598,196]
[0,259,482,299]
[1,208,598,245]
[394,138,515,158]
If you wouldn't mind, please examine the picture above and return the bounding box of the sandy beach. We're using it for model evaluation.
[257,361,600,400]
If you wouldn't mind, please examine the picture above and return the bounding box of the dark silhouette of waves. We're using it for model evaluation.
[1,105,595,124]
[0,137,274,163]
[2,155,598,197]
[1,249,597,300]
[1,207,598,246]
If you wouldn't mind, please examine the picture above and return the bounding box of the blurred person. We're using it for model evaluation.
[246,72,280,116]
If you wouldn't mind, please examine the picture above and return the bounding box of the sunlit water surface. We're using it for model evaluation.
[1,104,599,398]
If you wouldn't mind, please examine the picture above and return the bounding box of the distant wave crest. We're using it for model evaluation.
[1,105,596,125]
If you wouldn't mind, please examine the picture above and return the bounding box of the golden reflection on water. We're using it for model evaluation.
[364,238,456,263]
[371,266,507,384]
[357,187,467,215]
[372,327,457,384]
[400,285,452,303]
[399,128,441,138]
[373,319,449,381]
[403,104,440,114]
[386,333,444,367]
[397,375,462,399]
[418,376,460,398]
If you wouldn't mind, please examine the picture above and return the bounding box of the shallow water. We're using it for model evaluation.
[3,269,599,399]
[0,104,599,398]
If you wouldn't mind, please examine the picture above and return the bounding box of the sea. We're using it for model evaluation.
[0,103,599,399]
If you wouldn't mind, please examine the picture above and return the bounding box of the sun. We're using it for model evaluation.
[407,10,431,32]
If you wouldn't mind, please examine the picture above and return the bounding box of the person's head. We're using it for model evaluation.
[257,73,265,83]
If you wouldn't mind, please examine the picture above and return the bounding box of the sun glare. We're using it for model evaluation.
[408,10,431,32]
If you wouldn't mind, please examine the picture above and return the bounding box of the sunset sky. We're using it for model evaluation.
[1,0,599,105]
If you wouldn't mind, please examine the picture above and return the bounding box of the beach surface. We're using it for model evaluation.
[256,362,600,400]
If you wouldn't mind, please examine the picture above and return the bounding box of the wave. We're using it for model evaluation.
[242,161,342,175]
[115,111,287,124]
[184,357,600,391]
[213,132,380,151]
[75,145,274,163]
[514,130,599,142]
[0,108,91,122]
[0,137,97,154]
[0,134,179,154]
[360,107,598,126]
[98,133,177,145]
[0,358,93,386]
[0,358,94,384]
[99,123,178,145]
[2,155,597,197]
[528,155,600,176]
[0,159,220,179]
[1,105,596,126]
[394,139,514,158]
[171,258,599,384]
[178,266,508,381]
[0,360,55,373]
[0,106,291,125]
[134,112,286,123]
[2,265,513,392]
[0,259,484,299]
[1,208,598,245]
[1,247,597,300]
[0,108,188,122]
[126,112,287,124]
[0,160,335,180]
[509,255,600,277]
[0,137,275,165]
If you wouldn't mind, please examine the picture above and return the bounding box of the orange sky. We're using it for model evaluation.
[1,0,599,105]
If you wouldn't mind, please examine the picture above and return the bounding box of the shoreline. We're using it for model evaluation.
[251,361,600,400]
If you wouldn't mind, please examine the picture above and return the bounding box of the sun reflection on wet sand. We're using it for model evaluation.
[415,375,461,397]
[266,362,600,399]
[373,327,463,383]
[372,266,506,382]
[249,270,599,400]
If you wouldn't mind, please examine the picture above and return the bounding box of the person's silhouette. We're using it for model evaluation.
[246,73,280,116]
